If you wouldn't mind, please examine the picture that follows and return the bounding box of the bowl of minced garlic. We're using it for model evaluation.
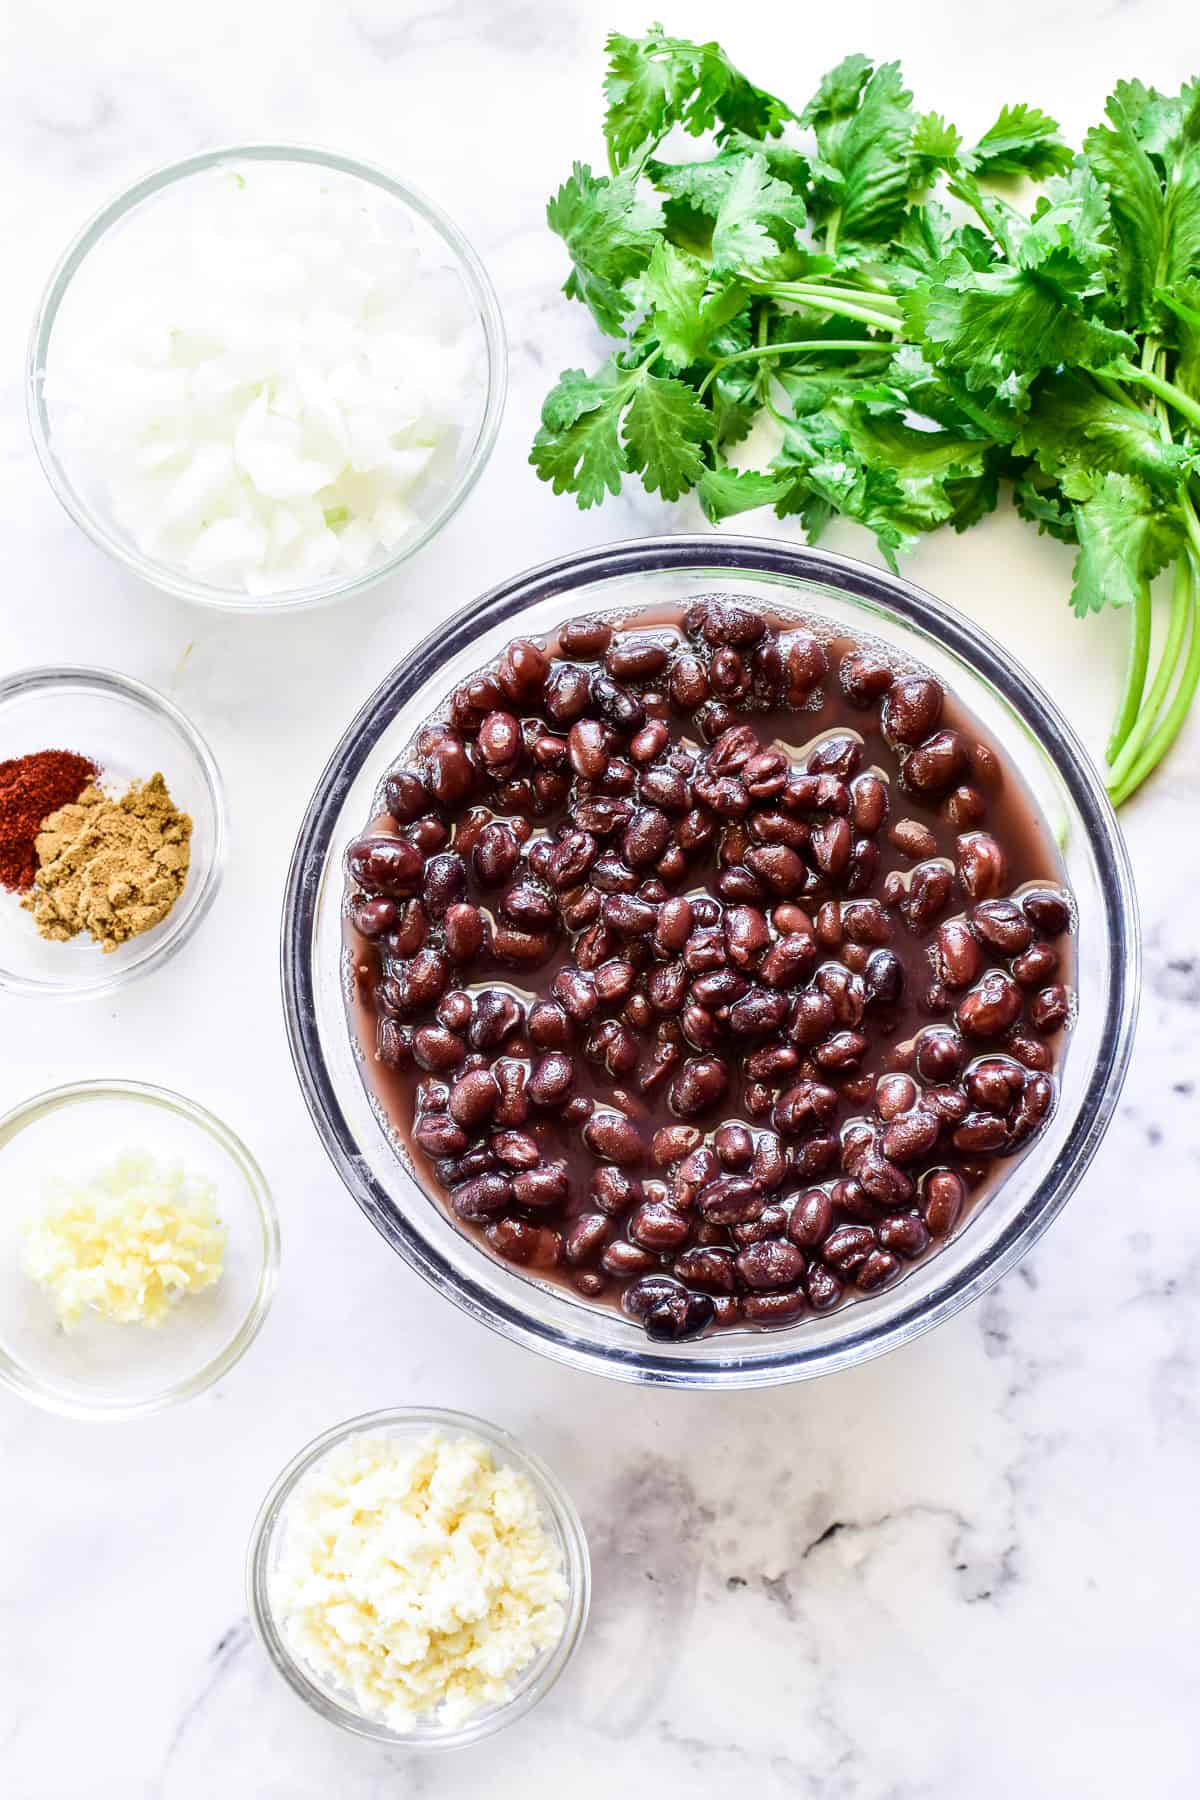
[0,1079,278,1417]
[248,1410,591,1747]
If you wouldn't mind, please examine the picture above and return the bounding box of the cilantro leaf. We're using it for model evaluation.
[530,362,634,508]
[773,367,887,422]
[1015,371,1190,491]
[889,200,955,275]
[603,29,701,164]
[803,458,916,566]
[1014,474,1077,543]
[903,260,1137,389]
[817,62,916,242]
[799,54,873,129]
[830,400,997,533]
[878,345,1023,441]
[603,26,792,166]
[1161,146,1200,295]
[547,163,662,335]
[709,366,759,446]
[636,240,749,369]
[946,171,1031,261]
[770,400,991,565]
[968,102,1073,179]
[889,202,996,280]
[649,141,809,217]
[722,134,812,191]
[1107,79,1184,158]
[636,240,709,366]
[701,311,761,445]
[697,466,793,520]
[910,112,963,184]
[1084,97,1166,328]
[1109,77,1200,162]
[650,154,754,220]
[1064,470,1184,615]
[1017,164,1112,298]
[710,153,806,275]
[623,372,714,499]
[1087,85,1200,329]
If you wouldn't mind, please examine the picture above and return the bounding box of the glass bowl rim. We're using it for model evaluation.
[280,532,1140,1388]
[0,1076,280,1418]
[0,663,226,999]
[245,1403,591,1748]
[25,140,509,614]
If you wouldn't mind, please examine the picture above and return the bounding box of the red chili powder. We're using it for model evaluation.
[0,750,99,892]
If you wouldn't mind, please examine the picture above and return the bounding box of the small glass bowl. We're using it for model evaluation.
[0,666,224,998]
[27,144,507,612]
[247,1406,590,1748]
[0,1080,279,1418]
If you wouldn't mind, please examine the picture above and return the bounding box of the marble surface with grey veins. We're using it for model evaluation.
[2,1,1198,1795]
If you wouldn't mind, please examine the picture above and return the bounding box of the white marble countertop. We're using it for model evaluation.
[2,2,1197,1794]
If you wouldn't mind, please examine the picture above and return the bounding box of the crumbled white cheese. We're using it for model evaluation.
[21,1150,226,1329]
[273,1430,568,1729]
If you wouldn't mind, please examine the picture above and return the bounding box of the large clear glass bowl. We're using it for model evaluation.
[26,145,506,612]
[280,536,1139,1388]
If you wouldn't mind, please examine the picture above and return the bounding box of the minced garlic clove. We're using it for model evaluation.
[21,1149,226,1328]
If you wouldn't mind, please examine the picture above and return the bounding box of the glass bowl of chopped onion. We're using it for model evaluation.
[246,1406,590,1748]
[0,1079,279,1418]
[27,146,507,612]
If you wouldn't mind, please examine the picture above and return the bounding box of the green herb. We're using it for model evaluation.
[531,25,1200,804]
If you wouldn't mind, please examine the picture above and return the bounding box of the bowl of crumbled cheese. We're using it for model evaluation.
[247,1408,590,1746]
[0,1080,278,1417]
[28,146,506,610]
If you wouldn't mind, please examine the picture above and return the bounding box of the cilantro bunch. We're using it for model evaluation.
[531,26,1200,805]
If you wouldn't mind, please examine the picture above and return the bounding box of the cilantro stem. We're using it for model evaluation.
[1106,556,1192,787]
[755,283,902,334]
[769,280,903,314]
[1107,553,1200,806]
[1106,580,1152,763]
[1118,360,1200,434]
[1182,485,1200,565]
[696,339,890,398]
[1091,372,1141,412]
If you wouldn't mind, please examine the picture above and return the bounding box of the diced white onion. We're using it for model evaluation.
[47,162,481,596]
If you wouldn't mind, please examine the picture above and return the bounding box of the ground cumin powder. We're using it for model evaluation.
[22,774,191,953]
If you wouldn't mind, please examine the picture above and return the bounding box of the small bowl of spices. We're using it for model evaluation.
[0,1079,278,1417]
[0,666,224,997]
